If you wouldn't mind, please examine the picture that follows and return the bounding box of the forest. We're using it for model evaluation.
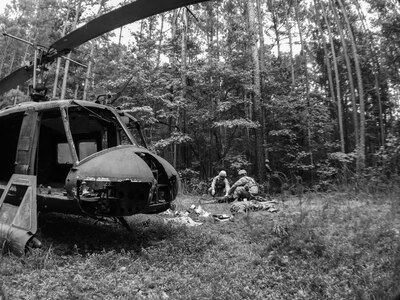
[1,1,400,299]
[0,0,399,191]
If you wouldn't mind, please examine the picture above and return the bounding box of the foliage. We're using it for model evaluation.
[0,0,399,185]
[1,193,400,299]
[179,168,209,194]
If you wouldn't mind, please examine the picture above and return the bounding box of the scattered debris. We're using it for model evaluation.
[192,205,210,217]
[162,199,278,227]
[230,200,278,215]
[161,209,189,217]
[163,216,202,227]
[212,214,234,222]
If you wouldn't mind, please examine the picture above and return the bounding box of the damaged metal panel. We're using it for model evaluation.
[74,146,154,182]
[14,110,40,175]
[0,174,38,256]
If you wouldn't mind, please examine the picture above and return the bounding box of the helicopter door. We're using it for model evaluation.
[15,111,40,175]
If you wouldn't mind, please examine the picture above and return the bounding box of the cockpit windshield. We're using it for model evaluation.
[66,105,136,159]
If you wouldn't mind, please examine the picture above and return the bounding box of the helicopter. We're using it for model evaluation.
[0,0,208,255]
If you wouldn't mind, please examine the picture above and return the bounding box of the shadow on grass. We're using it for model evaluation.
[35,213,181,256]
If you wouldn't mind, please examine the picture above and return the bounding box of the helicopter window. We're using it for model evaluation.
[119,114,146,148]
[78,141,97,159]
[67,107,135,150]
[57,143,74,164]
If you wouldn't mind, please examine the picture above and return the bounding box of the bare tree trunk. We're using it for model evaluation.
[248,0,263,180]
[74,82,79,99]
[61,0,82,100]
[256,0,268,166]
[287,21,295,86]
[337,0,365,169]
[267,0,281,58]
[295,0,314,176]
[82,43,95,101]
[320,0,345,152]
[175,8,189,169]
[352,0,384,147]
[0,38,11,78]
[313,0,336,107]
[330,0,359,152]
[8,51,16,73]
[83,1,104,101]
[53,6,71,99]
[177,8,190,168]
[156,14,165,68]
[167,10,178,165]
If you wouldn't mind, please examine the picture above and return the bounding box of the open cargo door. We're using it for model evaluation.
[0,174,38,255]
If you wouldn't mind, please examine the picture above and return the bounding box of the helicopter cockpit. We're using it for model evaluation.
[0,100,177,218]
[36,103,140,185]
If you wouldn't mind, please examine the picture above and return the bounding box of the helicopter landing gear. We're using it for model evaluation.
[117,217,133,233]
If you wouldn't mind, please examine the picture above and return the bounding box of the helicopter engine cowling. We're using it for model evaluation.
[65,145,179,216]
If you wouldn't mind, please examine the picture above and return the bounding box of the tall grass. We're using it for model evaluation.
[0,190,399,299]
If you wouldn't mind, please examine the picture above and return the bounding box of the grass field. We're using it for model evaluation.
[1,191,400,299]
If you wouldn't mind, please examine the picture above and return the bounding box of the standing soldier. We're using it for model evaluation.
[228,169,259,201]
[209,170,230,197]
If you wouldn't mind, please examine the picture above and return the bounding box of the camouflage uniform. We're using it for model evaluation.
[209,174,230,197]
[230,175,259,200]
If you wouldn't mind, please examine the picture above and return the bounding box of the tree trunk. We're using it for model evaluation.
[287,20,295,86]
[8,51,16,74]
[83,1,104,101]
[337,0,365,169]
[352,0,384,148]
[248,0,263,180]
[53,6,71,99]
[0,38,11,79]
[167,10,178,165]
[313,0,336,111]
[295,0,314,178]
[156,13,165,68]
[330,0,359,152]
[61,0,82,100]
[267,0,281,58]
[320,0,345,152]
[256,0,268,166]
[179,8,189,169]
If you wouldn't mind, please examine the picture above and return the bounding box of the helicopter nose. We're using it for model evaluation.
[74,146,154,182]
[65,146,158,216]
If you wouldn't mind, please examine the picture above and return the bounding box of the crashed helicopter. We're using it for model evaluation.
[0,0,207,255]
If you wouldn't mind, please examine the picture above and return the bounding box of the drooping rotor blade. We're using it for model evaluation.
[0,0,209,94]
[0,66,33,95]
[46,0,207,61]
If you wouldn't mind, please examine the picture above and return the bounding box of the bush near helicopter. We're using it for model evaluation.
[0,0,209,255]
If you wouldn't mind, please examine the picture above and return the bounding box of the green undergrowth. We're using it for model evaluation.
[0,192,399,299]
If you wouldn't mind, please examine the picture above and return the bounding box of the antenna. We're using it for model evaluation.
[2,32,87,101]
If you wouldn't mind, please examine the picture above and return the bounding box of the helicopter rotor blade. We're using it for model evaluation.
[45,0,207,62]
[0,0,208,94]
[0,66,33,95]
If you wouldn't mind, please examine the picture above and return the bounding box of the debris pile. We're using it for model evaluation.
[230,200,278,215]
[161,198,279,227]
[162,205,212,227]
[163,216,202,227]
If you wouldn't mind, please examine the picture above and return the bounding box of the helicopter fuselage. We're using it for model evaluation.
[0,100,179,218]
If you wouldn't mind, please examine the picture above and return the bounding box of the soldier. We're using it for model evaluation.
[228,169,259,201]
[209,170,230,197]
